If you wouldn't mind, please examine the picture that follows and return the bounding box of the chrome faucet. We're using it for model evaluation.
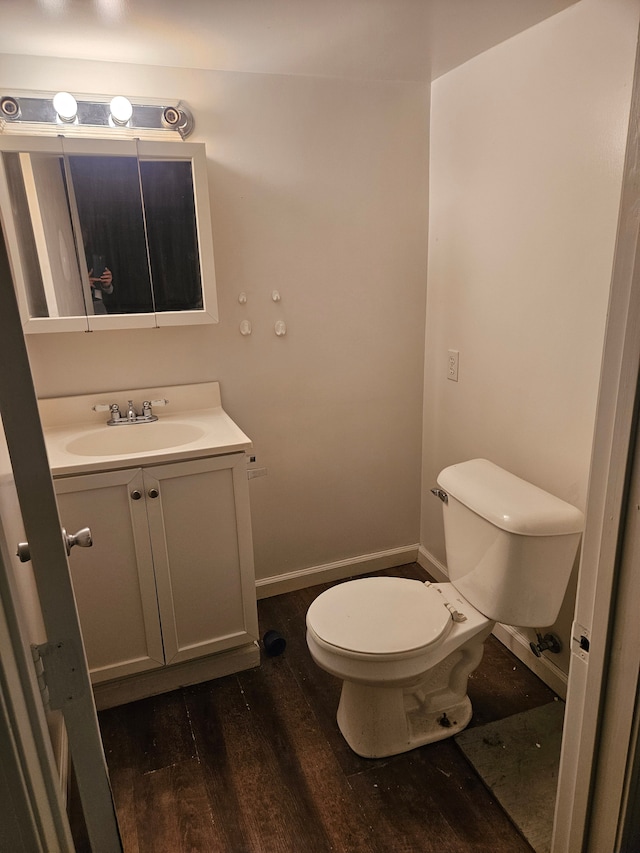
[92,398,169,425]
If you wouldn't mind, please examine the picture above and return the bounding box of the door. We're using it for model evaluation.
[144,454,259,665]
[552,23,640,852]
[0,228,122,849]
[55,467,165,683]
[0,488,73,852]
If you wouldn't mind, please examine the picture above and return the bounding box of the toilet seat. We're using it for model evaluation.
[306,577,453,657]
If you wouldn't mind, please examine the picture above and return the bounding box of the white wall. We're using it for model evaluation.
[421,0,639,672]
[0,55,430,584]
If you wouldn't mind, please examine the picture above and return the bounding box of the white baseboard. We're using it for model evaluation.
[418,546,568,699]
[492,622,567,699]
[416,544,448,582]
[255,545,420,599]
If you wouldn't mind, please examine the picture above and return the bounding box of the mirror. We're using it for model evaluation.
[67,149,154,316]
[0,136,217,332]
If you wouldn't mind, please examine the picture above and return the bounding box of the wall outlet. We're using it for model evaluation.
[447,349,459,382]
[247,467,267,480]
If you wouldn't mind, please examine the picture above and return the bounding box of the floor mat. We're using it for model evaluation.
[455,700,565,853]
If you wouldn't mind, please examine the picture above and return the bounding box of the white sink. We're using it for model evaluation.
[65,421,207,457]
[40,383,252,475]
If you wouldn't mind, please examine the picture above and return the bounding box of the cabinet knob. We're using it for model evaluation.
[131,490,142,500]
[148,488,159,499]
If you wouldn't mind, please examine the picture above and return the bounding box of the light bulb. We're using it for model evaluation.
[53,91,77,122]
[110,96,133,125]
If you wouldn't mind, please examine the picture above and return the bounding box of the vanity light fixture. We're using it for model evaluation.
[0,96,20,120]
[0,91,195,139]
[53,91,78,122]
[161,105,194,137]
[109,95,133,126]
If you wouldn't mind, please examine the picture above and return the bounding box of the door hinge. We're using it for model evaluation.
[31,639,87,712]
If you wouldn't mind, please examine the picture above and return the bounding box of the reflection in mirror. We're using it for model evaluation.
[0,136,218,331]
[2,148,86,319]
[140,159,202,312]
[67,154,153,315]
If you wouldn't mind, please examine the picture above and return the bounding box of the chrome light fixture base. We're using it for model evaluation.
[0,91,194,139]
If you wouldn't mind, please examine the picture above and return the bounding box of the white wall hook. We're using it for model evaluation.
[272,290,281,302]
[240,319,252,336]
[238,292,247,304]
[274,320,287,336]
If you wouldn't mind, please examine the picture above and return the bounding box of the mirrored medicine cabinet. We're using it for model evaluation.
[0,135,218,332]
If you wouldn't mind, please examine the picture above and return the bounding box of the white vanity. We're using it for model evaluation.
[40,382,259,709]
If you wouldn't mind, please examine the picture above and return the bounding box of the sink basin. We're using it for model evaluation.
[65,421,207,457]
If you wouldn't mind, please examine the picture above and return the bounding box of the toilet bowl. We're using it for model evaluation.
[306,459,584,759]
[306,576,494,757]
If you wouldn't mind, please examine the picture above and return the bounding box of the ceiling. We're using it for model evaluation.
[0,0,578,82]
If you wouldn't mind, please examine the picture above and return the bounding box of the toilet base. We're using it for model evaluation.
[337,687,473,758]
[334,635,488,758]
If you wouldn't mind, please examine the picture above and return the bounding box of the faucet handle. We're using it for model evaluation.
[141,399,162,422]
[94,402,121,423]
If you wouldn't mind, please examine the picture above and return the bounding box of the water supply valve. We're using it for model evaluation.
[529,632,562,657]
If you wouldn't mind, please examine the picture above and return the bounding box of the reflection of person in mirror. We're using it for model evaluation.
[89,259,114,315]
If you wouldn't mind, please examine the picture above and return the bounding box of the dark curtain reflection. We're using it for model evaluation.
[67,156,154,314]
[140,160,202,312]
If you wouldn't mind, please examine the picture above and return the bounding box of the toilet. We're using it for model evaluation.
[305,458,584,758]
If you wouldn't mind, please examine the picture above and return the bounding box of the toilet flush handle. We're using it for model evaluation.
[431,488,448,503]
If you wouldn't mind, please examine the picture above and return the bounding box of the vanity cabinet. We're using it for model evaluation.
[54,452,258,687]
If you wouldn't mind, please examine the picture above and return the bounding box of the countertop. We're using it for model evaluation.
[39,382,252,477]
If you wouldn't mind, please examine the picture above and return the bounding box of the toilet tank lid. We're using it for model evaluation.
[437,459,584,536]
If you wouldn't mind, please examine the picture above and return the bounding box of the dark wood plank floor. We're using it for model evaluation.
[86,564,558,852]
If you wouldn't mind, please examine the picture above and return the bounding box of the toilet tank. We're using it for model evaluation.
[436,459,584,627]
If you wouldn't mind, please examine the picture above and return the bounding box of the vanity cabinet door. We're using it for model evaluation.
[143,453,258,666]
[55,468,165,684]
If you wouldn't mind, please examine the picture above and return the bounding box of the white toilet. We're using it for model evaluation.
[305,458,584,758]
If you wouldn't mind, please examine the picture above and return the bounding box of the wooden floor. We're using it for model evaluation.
[83,564,558,852]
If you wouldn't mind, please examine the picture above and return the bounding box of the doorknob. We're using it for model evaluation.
[148,488,159,499]
[17,526,93,563]
[62,527,93,556]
